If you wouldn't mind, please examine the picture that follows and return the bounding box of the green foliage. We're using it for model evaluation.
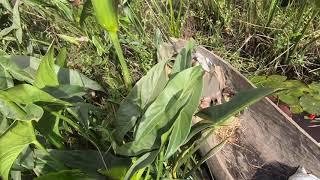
[250,75,320,114]
[0,121,36,180]
[113,43,275,179]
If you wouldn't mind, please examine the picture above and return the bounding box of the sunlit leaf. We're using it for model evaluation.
[165,66,203,159]
[0,121,36,180]
[34,47,59,88]
[196,88,277,126]
[114,61,168,142]
[123,150,158,180]
[135,66,203,141]
[0,84,70,105]
[56,47,67,67]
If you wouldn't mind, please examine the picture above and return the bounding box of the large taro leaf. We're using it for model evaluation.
[0,84,70,105]
[135,66,204,141]
[164,67,203,159]
[196,88,276,126]
[3,55,104,91]
[35,170,95,180]
[42,85,87,99]
[0,101,43,121]
[34,47,59,88]
[114,61,168,142]
[0,121,37,180]
[0,57,34,84]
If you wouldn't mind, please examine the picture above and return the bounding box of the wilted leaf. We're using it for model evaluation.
[114,61,168,142]
[196,88,276,126]
[0,121,37,180]
[123,150,158,180]
[35,170,94,180]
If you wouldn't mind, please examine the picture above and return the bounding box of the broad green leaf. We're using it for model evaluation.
[123,150,159,180]
[35,170,94,180]
[98,167,127,180]
[248,75,267,85]
[261,75,286,88]
[0,66,13,90]
[0,101,43,121]
[34,112,64,149]
[115,133,158,156]
[0,57,34,83]
[135,66,204,141]
[67,103,90,130]
[114,61,168,142]
[0,115,8,134]
[42,85,86,99]
[91,0,119,32]
[0,84,70,105]
[56,47,67,67]
[184,121,213,144]
[278,92,299,105]
[34,48,59,88]
[196,88,277,126]
[0,0,12,11]
[171,41,194,75]
[33,149,130,179]
[290,105,303,114]
[6,56,104,91]
[300,95,320,114]
[0,121,36,180]
[165,68,203,159]
[309,82,320,95]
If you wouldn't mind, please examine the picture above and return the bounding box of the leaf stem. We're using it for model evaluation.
[109,31,133,89]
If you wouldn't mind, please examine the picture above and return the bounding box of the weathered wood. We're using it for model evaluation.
[194,46,320,180]
[164,39,320,179]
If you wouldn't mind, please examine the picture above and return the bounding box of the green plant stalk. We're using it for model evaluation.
[91,0,132,88]
[156,150,164,180]
[266,0,279,27]
[109,32,133,89]
[288,9,319,64]
[293,1,306,34]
